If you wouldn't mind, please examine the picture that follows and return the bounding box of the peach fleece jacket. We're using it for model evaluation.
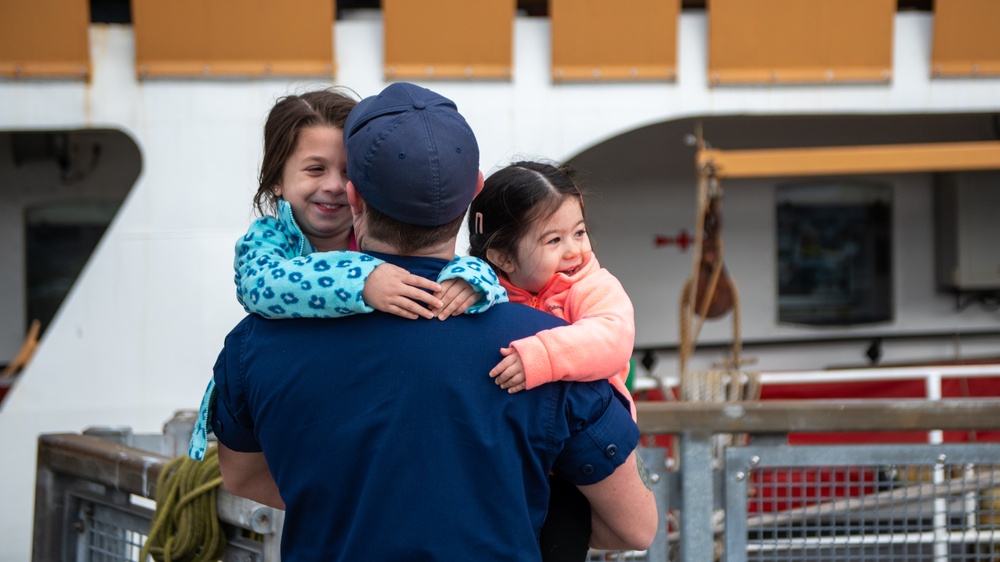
[501,254,637,419]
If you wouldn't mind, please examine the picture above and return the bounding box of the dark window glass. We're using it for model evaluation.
[25,202,116,335]
[90,0,131,24]
[776,182,893,326]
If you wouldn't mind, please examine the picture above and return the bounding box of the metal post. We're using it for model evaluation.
[925,370,948,561]
[679,430,715,562]
[640,446,670,561]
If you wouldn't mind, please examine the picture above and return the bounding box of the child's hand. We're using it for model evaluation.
[490,347,527,394]
[363,263,443,320]
[431,278,482,320]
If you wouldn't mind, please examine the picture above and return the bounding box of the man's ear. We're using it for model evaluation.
[346,181,364,215]
[474,170,485,198]
[347,181,367,248]
[486,248,515,273]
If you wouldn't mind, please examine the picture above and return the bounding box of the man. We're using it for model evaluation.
[213,82,657,560]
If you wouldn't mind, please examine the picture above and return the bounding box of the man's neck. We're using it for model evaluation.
[361,238,456,261]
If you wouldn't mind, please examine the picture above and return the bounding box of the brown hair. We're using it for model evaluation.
[363,205,466,255]
[254,88,358,216]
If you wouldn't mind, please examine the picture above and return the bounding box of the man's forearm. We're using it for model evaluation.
[217,443,285,509]
[579,451,658,551]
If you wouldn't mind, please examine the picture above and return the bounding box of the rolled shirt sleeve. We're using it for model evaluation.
[210,317,261,453]
[552,383,640,486]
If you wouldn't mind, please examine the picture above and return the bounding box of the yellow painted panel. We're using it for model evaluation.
[0,1,90,79]
[708,0,894,85]
[932,0,1000,78]
[550,0,679,82]
[132,0,334,78]
[384,0,514,80]
[698,141,1000,179]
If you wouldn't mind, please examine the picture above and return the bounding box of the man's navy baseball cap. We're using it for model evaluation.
[344,82,480,227]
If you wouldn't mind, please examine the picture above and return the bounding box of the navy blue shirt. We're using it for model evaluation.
[212,253,639,561]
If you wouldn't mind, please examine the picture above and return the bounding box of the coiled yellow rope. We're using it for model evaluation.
[140,446,227,562]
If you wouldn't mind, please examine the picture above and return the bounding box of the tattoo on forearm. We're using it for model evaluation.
[637,453,653,490]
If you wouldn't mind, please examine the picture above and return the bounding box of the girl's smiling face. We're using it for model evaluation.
[501,196,591,294]
[273,125,352,252]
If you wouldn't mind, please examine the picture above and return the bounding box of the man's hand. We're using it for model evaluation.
[431,278,482,320]
[490,347,527,393]
[363,263,443,319]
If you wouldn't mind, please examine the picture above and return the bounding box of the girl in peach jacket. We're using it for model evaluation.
[468,160,637,561]
[468,160,636,419]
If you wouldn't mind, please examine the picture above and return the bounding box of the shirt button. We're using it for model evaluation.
[581,464,594,475]
[605,444,618,458]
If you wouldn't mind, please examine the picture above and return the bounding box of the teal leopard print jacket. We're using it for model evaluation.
[235,200,506,318]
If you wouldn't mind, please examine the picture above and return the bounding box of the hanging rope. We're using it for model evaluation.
[140,445,228,562]
[679,168,729,398]
[674,135,762,561]
[677,127,759,405]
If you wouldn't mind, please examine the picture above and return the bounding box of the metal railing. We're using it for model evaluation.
[636,398,1000,562]
[32,397,1000,561]
[33,424,283,562]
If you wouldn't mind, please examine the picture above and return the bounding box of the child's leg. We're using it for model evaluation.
[540,474,592,562]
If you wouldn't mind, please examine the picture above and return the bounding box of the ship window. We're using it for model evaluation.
[25,202,118,335]
[776,181,893,326]
[91,0,132,24]
[2,129,139,355]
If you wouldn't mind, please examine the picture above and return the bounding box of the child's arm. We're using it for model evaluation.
[494,268,634,392]
[432,255,508,318]
[235,217,440,319]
